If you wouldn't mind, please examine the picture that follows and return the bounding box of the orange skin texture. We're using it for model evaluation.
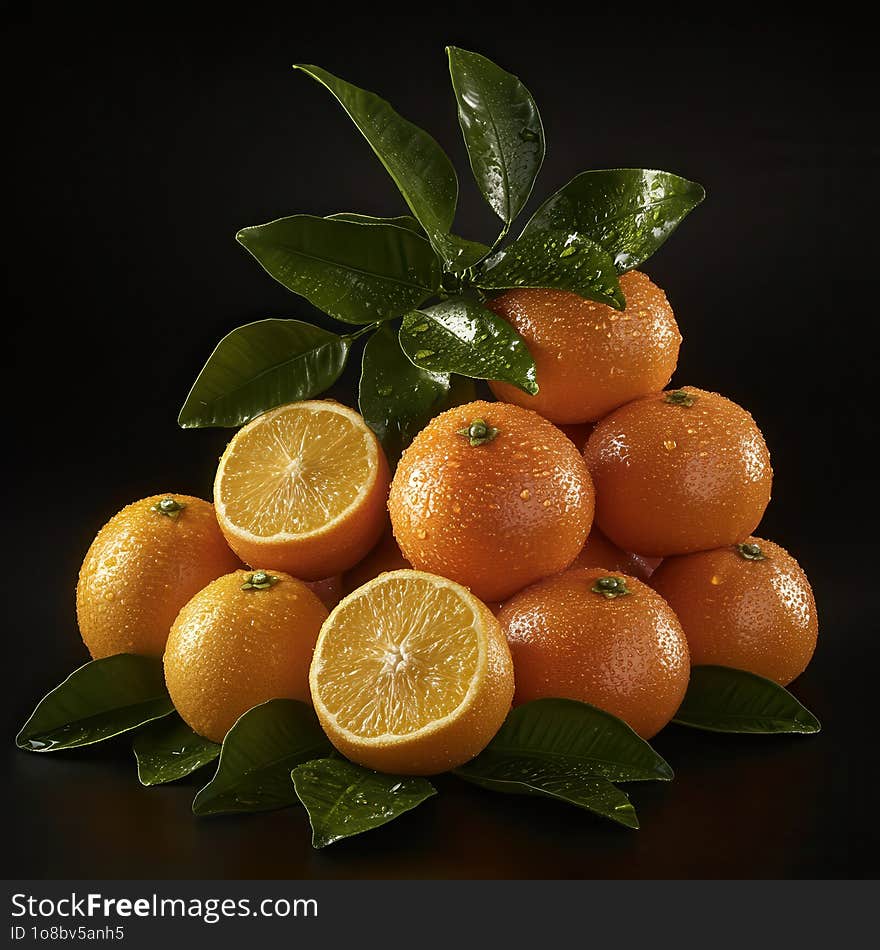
[342,524,411,595]
[76,494,241,659]
[650,537,818,686]
[305,576,343,610]
[389,400,595,602]
[573,528,660,581]
[584,387,772,557]
[499,567,690,739]
[487,273,681,423]
[218,444,390,581]
[164,570,328,743]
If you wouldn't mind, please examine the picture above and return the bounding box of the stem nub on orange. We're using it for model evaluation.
[650,537,818,685]
[584,387,772,557]
[164,569,328,743]
[388,400,594,602]
[487,272,681,423]
[76,494,241,659]
[499,567,690,739]
[214,400,390,580]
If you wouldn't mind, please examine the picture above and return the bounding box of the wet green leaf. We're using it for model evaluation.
[294,65,458,261]
[16,655,173,752]
[325,212,423,234]
[359,323,475,466]
[457,698,673,784]
[178,319,350,428]
[399,297,537,394]
[448,46,544,226]
[673,666,821,734]
[475,229,624,309]
[291,758,436,848]
[133,714,220,786]
[456,761,638,829]
[522,168,705,271]
[236,215,440,324]
[192,700,331,816]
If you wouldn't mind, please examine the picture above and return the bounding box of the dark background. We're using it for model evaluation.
[3,9,877,879]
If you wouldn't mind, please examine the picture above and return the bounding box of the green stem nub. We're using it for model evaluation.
[241,571,280,591]
[591,576,631,599]
[736,542,766,561]
[664,389,696,407]
[456,418,499,447]
[152,497,187,520]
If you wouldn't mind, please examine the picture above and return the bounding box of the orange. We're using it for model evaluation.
[573,528,660,581]
[650,537,818,685]
[584,386,772,556]
[310,569,514,774]
[487,272,681,423]
[164,569,328,742]
[214,400,390,580]
[342,524,411,595]
[76,493,241,659]
[499,567,690,738]
[388,400,594,602]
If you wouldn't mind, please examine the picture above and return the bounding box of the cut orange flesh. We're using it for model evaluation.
[214,400,389,580]
[309,570,514,775]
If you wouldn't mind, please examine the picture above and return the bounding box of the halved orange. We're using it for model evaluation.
[214,400,390,580]
[309,569,514,775]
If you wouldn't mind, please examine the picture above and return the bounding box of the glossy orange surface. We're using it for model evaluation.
[650,537,818,685]
[584,387,772,556]
[164,569,328,743]
[389,401,594,602]
[500,566,690,738]
[76,494,241,659]
[488,272,681,423]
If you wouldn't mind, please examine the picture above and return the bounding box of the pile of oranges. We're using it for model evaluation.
[76,273,818,774]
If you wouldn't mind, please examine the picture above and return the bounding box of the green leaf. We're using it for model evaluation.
[475,229,624,309]
[359,323,475,466]
[435,233,492,274]
[673,666,821,734]
[294,64,458,260]
[236,215,441,324]
[291,758,436,848]
[325,212,424,234]
[522,168,705,272]
[457,698,673,784]
[16,655,174,752]
[133,714,220,786]
[447,46,544,226]
[178,319,350,429]
[456,761,638,829]
[400,297,537,394]
[192,700,332,816]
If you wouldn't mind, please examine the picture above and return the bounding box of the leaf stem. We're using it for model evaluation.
[344,322,381,343]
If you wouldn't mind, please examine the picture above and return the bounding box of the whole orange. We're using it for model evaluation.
[164,569,328,742]
[487,272,681,423]
[499,567,689,738]
[573,528,659,581]
[388,400,594,602]
[76,494,241,659]
[584,386,772,556]
[650,537,818,685]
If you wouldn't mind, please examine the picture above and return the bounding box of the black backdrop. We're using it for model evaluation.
[3,9,877,878]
